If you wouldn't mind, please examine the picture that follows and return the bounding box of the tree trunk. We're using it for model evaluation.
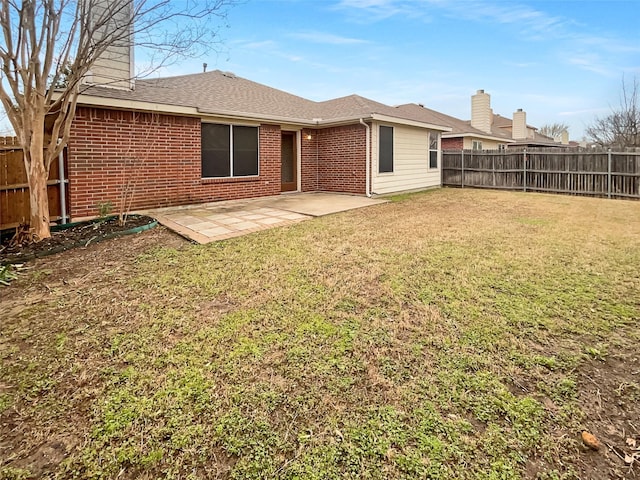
[25,127,52,240]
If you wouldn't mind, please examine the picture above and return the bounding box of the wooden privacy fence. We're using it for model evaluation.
[0,136,69,231]
[442,148,640,200]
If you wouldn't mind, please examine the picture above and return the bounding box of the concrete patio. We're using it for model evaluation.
[146,192,387,244]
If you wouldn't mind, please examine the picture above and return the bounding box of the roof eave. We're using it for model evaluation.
[371,113,452,132]
[67,92,316,126]
[62,94,451,132]
[442,132,515,143]
[509,141,561,147]
[71,92,205,117]
[197,107,313,126]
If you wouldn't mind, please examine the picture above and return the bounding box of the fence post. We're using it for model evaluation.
[607,148,612,199]
[492,153,496,186]
[461,149,465,188]
[523,149,527,192]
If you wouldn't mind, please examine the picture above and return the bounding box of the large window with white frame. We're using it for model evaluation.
[429,132,439,169]
[201,123,259,178]
[379,125,394,173]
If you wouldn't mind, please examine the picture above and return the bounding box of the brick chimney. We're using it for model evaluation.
[471,90,492,134]
[84,0,134,90]
[512,109,527,140]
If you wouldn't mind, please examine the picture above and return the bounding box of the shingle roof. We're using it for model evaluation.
[491,113,557,144]
[77,70,449,128]
[394,103,511,140]
[79,70,319,120]
[394,104,558,145]
[396,103,503,137]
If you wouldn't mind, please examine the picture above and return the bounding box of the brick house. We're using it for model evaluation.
[65,68,451,219]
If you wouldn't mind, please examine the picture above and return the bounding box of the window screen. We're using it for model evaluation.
[202,123,230,178]
[233,126,259,176]
[379,126,394,173]
[201,123,259,178]
[429,132,439,169]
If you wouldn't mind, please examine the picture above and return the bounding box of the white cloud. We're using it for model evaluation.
[504,61,538,68]
[334,0,430,21]
[289,31,369,45]
[241,40,278,50]
[567,55,618,77]
[335,0,638,57]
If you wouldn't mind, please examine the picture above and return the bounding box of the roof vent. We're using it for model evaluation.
[221,71,236,79]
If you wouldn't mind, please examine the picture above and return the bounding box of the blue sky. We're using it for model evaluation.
[159,0,640,140]
[2,0,638,140]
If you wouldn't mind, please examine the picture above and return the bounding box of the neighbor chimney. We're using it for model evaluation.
[561,130,569,145]
[84,0,134,90]
[471,89,493,134]
[512,109,527,140]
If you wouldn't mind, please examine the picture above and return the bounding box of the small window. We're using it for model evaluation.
[201,123,259,178]
[472,140,483,151]
[379,125,393,173]
[429,132,439,169]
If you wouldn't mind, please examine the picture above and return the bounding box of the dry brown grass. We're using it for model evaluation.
[1,188,639,479]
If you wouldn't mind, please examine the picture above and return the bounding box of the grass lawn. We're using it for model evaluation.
[1,188,639,479]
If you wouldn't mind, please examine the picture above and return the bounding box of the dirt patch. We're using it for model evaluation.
[1,225,188,314]
[573,345,640,478]
[1,215,158,265]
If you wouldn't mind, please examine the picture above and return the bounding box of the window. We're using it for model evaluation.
[429,132,439,169]
[201,123,259,178]
[379,125,394,173]
[472,140,483,151]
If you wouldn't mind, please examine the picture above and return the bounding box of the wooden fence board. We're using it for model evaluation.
[442,148,640,200]
[0,137,68,230]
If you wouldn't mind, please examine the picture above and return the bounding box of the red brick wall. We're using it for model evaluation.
[300,124,366,195]
[300,128,319,192]
[67,107,281,218]
[442,137,463,150]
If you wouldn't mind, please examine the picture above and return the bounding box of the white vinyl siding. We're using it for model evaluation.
[372,122,441,195]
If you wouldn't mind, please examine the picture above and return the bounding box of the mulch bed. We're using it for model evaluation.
[0,215,157,265]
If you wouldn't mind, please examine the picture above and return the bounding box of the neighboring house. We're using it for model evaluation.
[429,90,558,150]
[64,57,451,218]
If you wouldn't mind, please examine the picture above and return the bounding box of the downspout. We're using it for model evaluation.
[313,118,321,192]
[58,149,67,224]
[57,139,68,224]
[359,118,371,197]
[315,128,319,191]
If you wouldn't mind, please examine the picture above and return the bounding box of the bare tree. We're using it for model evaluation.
[538,122,569,140]
[586,76,640,150]
[0,0,235,240]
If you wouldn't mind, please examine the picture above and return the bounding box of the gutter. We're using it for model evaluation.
[360,118,371,197]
